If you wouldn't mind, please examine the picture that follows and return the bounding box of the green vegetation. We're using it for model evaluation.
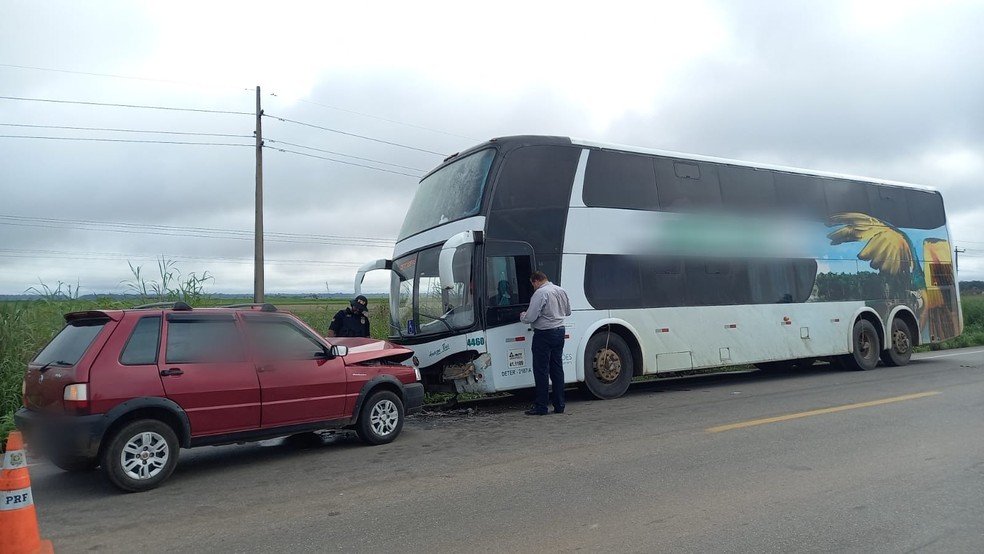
[919,294,984,351]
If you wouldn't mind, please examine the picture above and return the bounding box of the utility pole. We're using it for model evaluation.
[955,246,965,274]
[254,86,265,303]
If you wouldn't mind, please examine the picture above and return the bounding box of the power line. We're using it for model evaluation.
[0,248,362,267]
[263,113,447,156]
[265,138,427,172]
[0,123,251,138]
[0,215,395,248]
[277,94,478,142]
[266,146,423,178]
[0,95,252,115]
[0,62,237,89]
[0,135,251,147]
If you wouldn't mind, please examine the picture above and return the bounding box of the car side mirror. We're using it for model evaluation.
[329,345,349,358]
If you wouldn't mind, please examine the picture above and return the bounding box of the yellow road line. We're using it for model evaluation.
[707,391,942,433]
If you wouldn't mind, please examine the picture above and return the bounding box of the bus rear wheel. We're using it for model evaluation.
[880,318,913,367]
[583,332,633,399]
[840,319,881,371]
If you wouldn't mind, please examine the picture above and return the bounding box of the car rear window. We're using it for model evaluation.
[33,318,109,366]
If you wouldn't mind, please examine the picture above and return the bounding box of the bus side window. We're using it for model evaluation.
[654,158,722,212]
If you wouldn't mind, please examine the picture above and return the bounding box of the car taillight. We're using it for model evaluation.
[63,384,89,414]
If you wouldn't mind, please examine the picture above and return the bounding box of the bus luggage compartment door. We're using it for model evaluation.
[656,351,693,372]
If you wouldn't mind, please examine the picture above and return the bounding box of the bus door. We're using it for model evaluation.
[482,240,536,389]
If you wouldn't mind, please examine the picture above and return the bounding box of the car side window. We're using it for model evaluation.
[120,316,161,365]
[165,316,245,364]
[245,317,327,361]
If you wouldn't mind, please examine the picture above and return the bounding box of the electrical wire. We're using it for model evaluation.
[263,113,447,156]
[279,94,478,141]
[0,123,252,138]
[0,248,363,267]
[0,215,395,248]
[0,135,251,147]
[0,62,240,89]
[264,138,427,172]
[0,95,252,115]
[266,146,423,178]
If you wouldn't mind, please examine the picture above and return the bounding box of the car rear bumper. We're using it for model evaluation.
[403,383,425,414]
[14,407,109,459]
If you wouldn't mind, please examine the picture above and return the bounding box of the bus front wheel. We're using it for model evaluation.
[583,332,633,399]
[840,319,881,371]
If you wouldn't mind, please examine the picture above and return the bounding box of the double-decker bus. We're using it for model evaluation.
[356,136,962,399]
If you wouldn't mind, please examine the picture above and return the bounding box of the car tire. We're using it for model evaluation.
[356,390,404,445]
[102,419,179,492]
[583,332,633,400]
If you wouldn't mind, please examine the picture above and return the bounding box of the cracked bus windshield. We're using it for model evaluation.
[397,148,495,240]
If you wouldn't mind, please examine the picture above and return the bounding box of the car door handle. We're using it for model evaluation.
[160,368,184,377]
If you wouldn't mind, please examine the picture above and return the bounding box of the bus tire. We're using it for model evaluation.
[840,319,880,371]
[583,332,633,399]
[880,318,913,367]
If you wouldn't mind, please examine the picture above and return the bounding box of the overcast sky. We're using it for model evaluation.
[1,0,982,297]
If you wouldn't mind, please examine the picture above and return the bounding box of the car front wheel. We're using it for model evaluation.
[102,419,179,492]
[356,390,404,445]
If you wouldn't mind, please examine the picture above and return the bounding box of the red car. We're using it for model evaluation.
[15,302,424,492]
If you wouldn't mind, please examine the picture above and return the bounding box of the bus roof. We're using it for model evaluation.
[440,135,936,193]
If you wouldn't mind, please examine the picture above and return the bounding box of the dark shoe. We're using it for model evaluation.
[553,408,565,414]
[524,409,547,416]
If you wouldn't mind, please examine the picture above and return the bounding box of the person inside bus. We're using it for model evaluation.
[327,295,371,337]
[520,271,572,416]
[494,279,513,306]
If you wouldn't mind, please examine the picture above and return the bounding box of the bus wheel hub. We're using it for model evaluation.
[593,349,622,383]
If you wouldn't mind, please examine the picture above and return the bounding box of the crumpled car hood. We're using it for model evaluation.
[329,337,414,365]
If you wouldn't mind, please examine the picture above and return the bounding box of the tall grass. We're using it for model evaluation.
[0,297,118,445]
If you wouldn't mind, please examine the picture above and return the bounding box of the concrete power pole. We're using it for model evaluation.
[254,86,265,303]
[955,246,965,274]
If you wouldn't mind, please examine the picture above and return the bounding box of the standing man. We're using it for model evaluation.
[520,271,572,415]
[327,295,371,337]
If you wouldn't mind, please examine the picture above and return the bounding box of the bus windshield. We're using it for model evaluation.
[397,149,495,240]
[391,245,475,338]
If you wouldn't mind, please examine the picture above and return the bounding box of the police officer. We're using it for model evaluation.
[327,295,371,337]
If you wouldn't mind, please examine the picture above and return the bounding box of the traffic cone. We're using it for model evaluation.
[0,431,54,554]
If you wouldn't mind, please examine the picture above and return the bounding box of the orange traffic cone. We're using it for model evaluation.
[1,431,54,554]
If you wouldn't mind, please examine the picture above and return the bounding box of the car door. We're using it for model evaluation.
[241,314,348,428]
[159,313,261,436]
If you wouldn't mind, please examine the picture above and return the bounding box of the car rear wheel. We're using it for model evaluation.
[102,419,179,492]
[356,390,404,445]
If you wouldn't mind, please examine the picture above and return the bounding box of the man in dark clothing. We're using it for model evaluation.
[327,295,371,337]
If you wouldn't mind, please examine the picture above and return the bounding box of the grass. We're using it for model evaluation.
[3,294,983,446]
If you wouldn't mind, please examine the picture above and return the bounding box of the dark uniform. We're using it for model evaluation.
[328,295,371,337]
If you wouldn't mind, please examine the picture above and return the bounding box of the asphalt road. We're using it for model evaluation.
[27,347,984,553]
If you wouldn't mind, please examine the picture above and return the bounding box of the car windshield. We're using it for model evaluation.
[397,148,495,240]
[391,244,475,338]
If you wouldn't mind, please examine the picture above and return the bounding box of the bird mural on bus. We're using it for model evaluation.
[826,212,959,343]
